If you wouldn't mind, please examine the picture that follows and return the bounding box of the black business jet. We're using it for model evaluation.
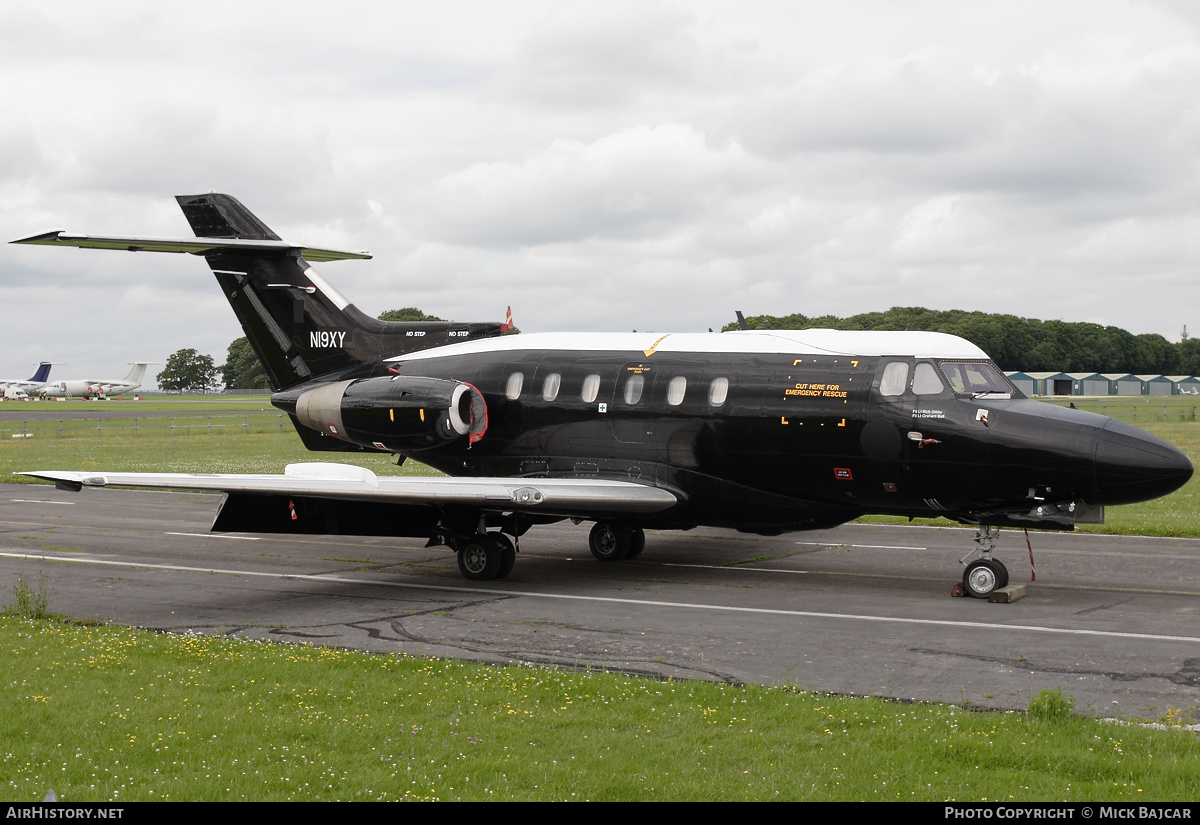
[13,194,1193,598]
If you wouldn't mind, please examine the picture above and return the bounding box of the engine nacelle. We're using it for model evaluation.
[276,375,487,452]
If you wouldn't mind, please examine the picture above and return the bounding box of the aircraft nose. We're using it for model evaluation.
[1092,419,1193,505]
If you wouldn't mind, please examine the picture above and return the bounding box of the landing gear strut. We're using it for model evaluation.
[960,525,1009,598]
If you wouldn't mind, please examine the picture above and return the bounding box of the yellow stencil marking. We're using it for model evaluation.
[643,334,671,357]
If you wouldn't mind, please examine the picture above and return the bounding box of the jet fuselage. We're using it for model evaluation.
[271,330,1192,535]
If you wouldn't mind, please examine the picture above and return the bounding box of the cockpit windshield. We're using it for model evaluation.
[938,362,1012,397]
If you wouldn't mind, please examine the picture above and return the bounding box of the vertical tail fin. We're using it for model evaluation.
[174,194,503,391]
[10,194,507,393]
[123,363,149,385]
[27,362,52,383]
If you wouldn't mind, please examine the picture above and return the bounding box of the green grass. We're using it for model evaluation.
[2,394,272,412]
[0,396,439,479]
[1,431,438,479]
[1,575,53,619]
[4,616,1199,802]
[1046,397,1200,425]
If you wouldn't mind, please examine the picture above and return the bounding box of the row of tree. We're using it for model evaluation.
[723,308,1196,375]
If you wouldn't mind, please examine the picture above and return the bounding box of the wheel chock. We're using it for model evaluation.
[987,583,1028,603]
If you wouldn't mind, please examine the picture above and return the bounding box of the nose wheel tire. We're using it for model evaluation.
[992,559,1009,589]
[589,522,630,561]
[963,559,1009,598]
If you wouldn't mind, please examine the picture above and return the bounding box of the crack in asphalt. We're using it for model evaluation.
[913,648,1200,687]
[1074,596,1136,616]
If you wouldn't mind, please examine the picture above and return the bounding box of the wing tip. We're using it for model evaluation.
[10,231,67,245]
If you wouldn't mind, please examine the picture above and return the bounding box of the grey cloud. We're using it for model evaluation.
[419,123,760,247]
[738,52,1008,159]
[496,1,704,109]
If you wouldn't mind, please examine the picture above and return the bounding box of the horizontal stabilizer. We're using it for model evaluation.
[11,231,371,263]
[17,464,678,516]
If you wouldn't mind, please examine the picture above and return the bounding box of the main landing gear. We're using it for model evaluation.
[456,532,517,581]
[589,522,646,562]
[452,521,648,582]
[959,525,1009,599]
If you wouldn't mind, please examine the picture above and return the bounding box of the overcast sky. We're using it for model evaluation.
[3,0,1199,388]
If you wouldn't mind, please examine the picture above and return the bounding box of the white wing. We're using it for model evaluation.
[17,462,677,516]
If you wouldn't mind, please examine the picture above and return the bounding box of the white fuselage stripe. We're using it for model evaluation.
[388,329,988,363]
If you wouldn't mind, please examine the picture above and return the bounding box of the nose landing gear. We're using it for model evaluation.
[960,525,1010,599]
[963,557,1009,598]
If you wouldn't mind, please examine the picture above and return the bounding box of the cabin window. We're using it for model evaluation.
[542,373,561,402]
[581,373,600,403]
[708,376,729,406]
[912,362,945,396]
[623,374,644,405]
[880,362,909,397]
[505,372,524,400]
[667,376,687,406]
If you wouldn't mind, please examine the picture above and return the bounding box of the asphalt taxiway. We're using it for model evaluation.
[2,481,1199,719]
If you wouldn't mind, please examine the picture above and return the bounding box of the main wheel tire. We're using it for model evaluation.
[963,559,1002,599]
[624,527,646,560]
[458,536,502,581]
[493,533,517,579]
[589,522,629,562]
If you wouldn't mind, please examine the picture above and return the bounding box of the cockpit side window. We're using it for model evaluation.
[939,362,1012,396]
[879,362,909,397]
[912,362,945,396]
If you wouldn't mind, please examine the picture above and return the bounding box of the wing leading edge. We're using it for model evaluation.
[16,463,678,516]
